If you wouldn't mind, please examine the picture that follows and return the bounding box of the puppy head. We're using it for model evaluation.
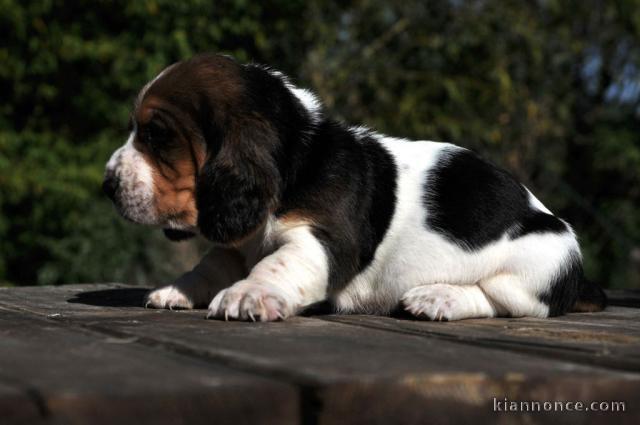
[103,54,309,244]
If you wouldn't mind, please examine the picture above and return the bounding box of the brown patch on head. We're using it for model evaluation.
[139,55,244,118]
[131,96,206,228]
[128,54,247,229]
[123,54,293,243]
[150,147,202,227]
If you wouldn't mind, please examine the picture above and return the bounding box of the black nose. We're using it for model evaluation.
[102,174,119,201]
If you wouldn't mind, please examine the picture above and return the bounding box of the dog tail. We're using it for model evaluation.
[572,278,607,312]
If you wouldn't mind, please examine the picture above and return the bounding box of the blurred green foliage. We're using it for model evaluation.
[1,0,638,287]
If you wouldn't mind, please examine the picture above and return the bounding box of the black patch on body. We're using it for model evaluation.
[423,148,567,249]
[192,60,398,287]
[237,65,398,291]
[277,121,398,291]
[539,252,583,316]
[573,276,607,312]
[510,211,569,238]
[423,147,590,315]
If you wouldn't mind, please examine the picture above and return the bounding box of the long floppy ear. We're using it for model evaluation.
[195,118,281,244]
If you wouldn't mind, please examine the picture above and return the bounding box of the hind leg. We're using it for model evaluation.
[478,274,549,318]
[402,274,550,321]
[401,283,497,321]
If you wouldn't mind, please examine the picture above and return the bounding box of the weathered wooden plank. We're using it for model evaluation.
[4,285,640,371]
[0,310,297,425]
[62,314,640,423]
[2,284,640,424]
[322,310,640,372]
[540,306,640,326]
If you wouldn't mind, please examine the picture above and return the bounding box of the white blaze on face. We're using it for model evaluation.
[105,132,159,225]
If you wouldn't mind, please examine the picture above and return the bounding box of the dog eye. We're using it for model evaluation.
[141,124,168,150]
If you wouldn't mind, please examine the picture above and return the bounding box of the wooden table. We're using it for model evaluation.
[0,284,638,424]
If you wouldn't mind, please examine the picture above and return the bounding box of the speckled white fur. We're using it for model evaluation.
[206,218,329,321]
[105,133,158,225]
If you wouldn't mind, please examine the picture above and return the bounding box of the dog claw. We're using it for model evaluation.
[207,280,291,322]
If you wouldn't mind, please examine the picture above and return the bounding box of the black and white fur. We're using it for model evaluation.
[105,54,605,321]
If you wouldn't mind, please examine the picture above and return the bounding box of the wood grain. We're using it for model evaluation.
[0,284,638,425]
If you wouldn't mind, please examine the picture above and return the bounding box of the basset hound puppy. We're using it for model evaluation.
[103,54,606,321]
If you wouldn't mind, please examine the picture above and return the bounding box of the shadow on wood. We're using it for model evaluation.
[67,288,149,307]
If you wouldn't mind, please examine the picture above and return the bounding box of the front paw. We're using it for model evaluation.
[207,280,292,322]
[145,285,194,310]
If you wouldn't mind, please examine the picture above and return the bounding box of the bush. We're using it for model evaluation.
[1,0,638,288]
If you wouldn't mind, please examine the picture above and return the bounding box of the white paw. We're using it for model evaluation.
[401,284,468,321]
[207,280,292,322]
[145,285,194,310]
